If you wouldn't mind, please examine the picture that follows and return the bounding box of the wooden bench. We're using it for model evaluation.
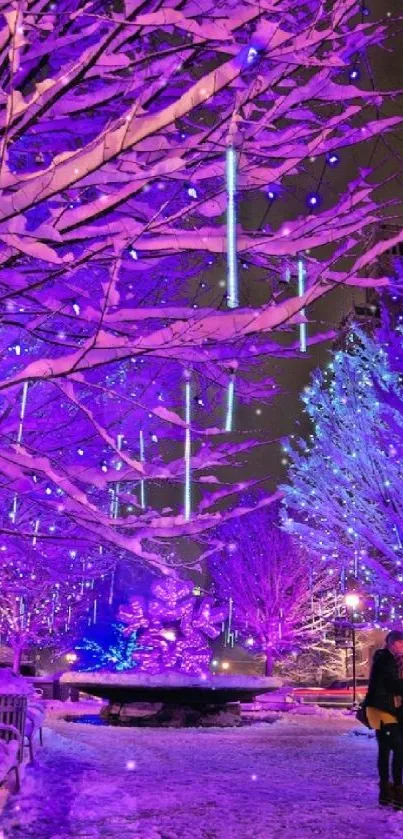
[0,695,27,791]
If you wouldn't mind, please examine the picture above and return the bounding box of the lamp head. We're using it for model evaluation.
[345,593,360,610]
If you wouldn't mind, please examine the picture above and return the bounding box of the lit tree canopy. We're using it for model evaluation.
[210,506,335,674]
[281,324,403,597]
[0,531,110,673]
[0,1,401,570]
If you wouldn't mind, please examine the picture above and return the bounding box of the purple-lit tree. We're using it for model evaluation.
[0,533,111,673]
[211,507,335,675]
[0,2,401,572]
[119,577,226,675]
[281,325,403,608]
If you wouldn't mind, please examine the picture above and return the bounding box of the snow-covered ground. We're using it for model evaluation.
[2,712,403,839]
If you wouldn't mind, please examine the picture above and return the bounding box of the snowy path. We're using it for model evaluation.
[2,715,403,839]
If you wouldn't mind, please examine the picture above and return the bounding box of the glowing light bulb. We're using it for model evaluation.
[247,46,258,64]
[326,152,339,167]
[307,192,320,209]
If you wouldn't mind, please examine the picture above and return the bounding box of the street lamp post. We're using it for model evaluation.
[345,593,360,708]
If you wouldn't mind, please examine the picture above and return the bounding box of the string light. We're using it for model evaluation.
[326,152,340,167]
[307,192,320,209]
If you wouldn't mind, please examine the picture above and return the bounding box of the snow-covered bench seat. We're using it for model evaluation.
[0,723,21,791]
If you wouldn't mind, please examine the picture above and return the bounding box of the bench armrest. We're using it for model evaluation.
[0,723,22,743]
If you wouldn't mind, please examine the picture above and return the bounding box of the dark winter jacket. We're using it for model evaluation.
[364,648,403,718]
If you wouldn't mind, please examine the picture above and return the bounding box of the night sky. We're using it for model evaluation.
[238,0,403,495]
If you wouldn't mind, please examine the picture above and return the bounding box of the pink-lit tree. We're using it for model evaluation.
[0,2,401,575]
[211,506,335,675]
[118,577,227,675]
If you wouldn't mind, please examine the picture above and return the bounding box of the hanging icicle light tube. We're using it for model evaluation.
[226,146,238,309]
[184,370,192,521]
[297,259,307,353]
[139,429,146,510]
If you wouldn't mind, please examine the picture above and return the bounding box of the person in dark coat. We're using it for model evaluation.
[364,630,403,808]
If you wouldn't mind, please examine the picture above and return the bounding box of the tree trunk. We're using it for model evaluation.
[12,646,22,676]
[265,648,274,676]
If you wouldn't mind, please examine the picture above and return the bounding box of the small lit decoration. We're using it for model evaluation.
[119,577,227,675]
